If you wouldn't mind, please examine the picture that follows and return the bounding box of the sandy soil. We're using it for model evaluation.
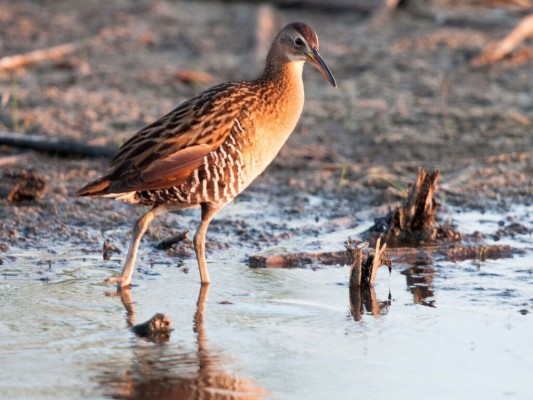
[0,0,532,260]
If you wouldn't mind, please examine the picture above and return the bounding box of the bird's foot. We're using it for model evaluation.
[104,275,131,289]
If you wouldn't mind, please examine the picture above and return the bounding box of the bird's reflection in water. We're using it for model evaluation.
[349,285,391,322]
[402,263,436,307]
[98,285,267,399]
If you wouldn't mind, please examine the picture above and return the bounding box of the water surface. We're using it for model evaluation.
[1,204,532,399]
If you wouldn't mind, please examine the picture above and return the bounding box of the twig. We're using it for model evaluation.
[156,230,189,250]
[0,131,117,158]
[0,42,84,72]
[473,13,533,65]
[0,153,30,167]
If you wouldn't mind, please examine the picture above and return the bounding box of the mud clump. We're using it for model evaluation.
[131,313,174,344]
[0,169,46,202]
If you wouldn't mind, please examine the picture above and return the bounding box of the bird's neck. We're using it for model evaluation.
[260,49,305,90]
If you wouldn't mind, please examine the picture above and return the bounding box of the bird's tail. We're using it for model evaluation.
[76,176,112,197]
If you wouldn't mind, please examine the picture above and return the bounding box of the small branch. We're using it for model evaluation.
[0,153,31,167]
[155,230,189,250]
[473,13,533,65]
[0,42,84,72]
[0,131,117,158]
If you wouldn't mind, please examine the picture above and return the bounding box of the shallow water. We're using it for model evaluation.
[1,203,532,399]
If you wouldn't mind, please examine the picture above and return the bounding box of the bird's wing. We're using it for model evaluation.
[83,82,252,195]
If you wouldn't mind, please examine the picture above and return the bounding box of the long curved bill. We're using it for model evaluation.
[306,48,337,88]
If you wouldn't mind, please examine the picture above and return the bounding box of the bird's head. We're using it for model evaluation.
[275,22,336,87]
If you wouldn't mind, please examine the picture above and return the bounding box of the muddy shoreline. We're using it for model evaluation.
[1,0,532,275]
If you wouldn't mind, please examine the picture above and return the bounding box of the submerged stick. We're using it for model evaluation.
[248,242,520,268]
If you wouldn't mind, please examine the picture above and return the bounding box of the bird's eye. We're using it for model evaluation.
[294,37,304,46]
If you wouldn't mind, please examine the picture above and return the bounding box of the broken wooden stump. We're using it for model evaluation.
[365,168,461,247]
[0,168,46,202]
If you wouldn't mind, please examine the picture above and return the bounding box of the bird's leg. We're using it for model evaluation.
[194,203,220,285]
[105,207,162,288]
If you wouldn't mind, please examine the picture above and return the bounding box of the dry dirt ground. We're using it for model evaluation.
[0,0,532,263]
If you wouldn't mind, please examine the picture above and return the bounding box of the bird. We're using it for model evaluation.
[77,22,336,288]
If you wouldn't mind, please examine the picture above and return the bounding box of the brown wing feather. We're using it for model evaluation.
[79,81,254,196]
[140,144,211,184]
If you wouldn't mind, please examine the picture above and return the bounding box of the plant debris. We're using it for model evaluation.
[0,168,46,202]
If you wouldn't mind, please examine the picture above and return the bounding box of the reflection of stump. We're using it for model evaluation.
[349,284,391,321]
[366,169,460,246]
[347,239,392,321]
